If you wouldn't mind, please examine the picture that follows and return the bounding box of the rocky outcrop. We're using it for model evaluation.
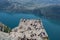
[0,19,48,40]
[10,19,48,40]
[0,31,10,40]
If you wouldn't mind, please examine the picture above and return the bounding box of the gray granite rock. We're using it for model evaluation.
[0,19,48,40]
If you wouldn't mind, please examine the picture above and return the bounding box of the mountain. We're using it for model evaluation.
[1,0,60,10]
[0,0,11,9]
[0,0,60,19]
[40,5,60,19]
[0,19,48,40]
[0,0,60,11]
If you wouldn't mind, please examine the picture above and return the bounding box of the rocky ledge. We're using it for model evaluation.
[0,19,48,40]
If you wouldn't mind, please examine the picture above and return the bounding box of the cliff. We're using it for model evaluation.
[0,19,48,40]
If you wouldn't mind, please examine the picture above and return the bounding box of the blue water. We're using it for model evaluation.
[0,12,60,40]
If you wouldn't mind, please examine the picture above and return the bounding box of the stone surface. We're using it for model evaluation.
[0,19,48,40]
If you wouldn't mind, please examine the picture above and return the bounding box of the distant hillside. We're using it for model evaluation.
[0,23,11,33]
[0,0,60,19]
[40,5,60,19]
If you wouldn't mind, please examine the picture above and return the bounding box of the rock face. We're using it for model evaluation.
[0,31,10,40]
[0,19,48,40]
[11,19,48,40]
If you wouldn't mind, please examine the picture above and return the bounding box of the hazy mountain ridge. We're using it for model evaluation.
[1,0,60,10]
[0,0,60,19]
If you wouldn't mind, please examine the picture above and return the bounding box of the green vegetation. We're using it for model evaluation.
[4,26,11,33]
[0,23,11,33]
